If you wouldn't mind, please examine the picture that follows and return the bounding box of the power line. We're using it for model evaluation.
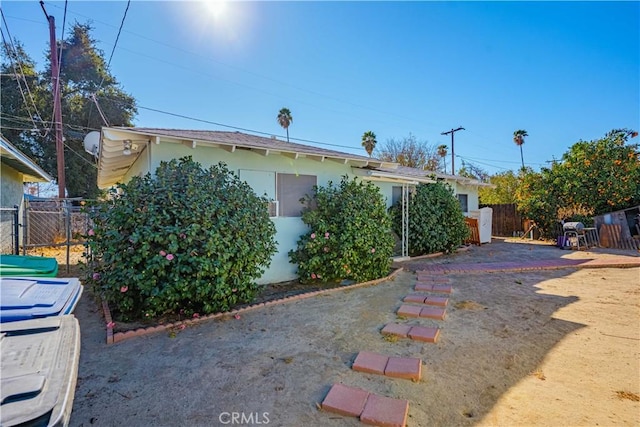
[98,0,130,92]
[441,127,465,175]
[0,10,46,131]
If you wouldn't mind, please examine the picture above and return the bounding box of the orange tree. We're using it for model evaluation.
[516,129,639,236]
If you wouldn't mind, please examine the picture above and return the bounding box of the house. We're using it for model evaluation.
[1,135,53,253]
[96,127,489,283]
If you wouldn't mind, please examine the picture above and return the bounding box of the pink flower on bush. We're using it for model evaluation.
[87,229,95,236]
[310,233,316,239]
[371,248,376,253]
[159,250,167,256]
[317,274,322,279]
[232,288,238,293]
[120,286,128,293]
[92,272,100,281]
[323,247,329,252]
[166,254,174,261]
[193,313,200,318]
[106,321,115,328]
[324,232,330,239]
[179,233,186,239]
[311,273,317,279]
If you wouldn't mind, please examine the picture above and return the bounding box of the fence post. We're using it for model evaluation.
[12,205,19,255]
[65,200,71,274]
[22,199,28,255]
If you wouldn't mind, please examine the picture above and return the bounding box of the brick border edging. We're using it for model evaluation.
[103,267,405,345]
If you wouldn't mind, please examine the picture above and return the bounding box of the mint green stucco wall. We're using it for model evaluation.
[120,141,481,283]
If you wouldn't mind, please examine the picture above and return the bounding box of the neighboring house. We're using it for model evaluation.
[1,134,53,253]
[96,127,488,283]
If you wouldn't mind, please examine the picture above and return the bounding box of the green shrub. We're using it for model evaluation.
[85,157,277,321]
[390,182,469,255]
[289,176,394,284]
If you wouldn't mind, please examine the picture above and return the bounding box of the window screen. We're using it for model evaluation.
[457,194,468,213]
[277,173,317,217]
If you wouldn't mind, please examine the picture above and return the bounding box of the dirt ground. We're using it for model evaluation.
[62,238,639,426]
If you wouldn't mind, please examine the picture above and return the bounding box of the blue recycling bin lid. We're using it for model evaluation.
[0,277,83,323]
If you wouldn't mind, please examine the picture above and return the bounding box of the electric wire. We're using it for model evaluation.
[0,9,45,131]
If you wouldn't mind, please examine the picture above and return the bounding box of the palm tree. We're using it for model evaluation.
[361,131,377,157]
[437,144,448,173]
[513,129,528,170]
[277,108,293,142]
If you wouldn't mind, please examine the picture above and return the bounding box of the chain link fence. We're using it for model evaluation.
[0,199,94,272]
[0,206,20,255]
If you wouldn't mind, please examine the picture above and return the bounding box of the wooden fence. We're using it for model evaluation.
[480,203,525,237]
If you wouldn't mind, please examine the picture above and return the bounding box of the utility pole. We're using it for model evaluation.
[441,126,465,175]
[41,1,65,199]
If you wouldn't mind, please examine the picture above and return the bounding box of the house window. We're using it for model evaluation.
[277,173,317,217]
[392,186,403,206]
[457,194,468,213]
[239,170,316,218]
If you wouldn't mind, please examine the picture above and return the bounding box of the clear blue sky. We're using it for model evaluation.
[2,1,639,175]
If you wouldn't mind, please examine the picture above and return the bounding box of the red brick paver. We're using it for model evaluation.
[407,325,440,343]
[384,356,422,382]
[397,304,423,318]
[403,294,448,306]
[420,306,447,320]
[321,383,369,417]
[414,283,453,294]
[353,351,388,375]
[415,256,640,275]
[360,393,409,427]
[382,324,440,343]
[381,323,412,338]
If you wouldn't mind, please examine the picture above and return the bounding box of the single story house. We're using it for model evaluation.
[96,127,489,283]
[1,134,53,253]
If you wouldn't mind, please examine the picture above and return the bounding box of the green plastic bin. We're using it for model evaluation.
[0,255,59,277]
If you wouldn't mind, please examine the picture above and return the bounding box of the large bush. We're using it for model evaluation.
[85,157,277,321]
[289,176,394,284]
[390,182,469,255]
[515,129,639,237]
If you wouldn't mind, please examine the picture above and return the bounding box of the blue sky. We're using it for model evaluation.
[2,1,639,175]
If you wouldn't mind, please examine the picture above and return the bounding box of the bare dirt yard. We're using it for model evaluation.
[60,238,639,426]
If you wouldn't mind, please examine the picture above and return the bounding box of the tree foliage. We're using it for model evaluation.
[277,107,292,142]
[376,133,439,170]
[1,23,137,198]
[85,157,277,321]
[515,129,639,237]
[457,160,489,182]
[289,176,394,284]
[361,130,377,157]
[389,182,469,255]
[479,170,520,204]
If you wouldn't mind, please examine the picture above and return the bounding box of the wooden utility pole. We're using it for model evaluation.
[41,1,65,198]
[441,127,465,175]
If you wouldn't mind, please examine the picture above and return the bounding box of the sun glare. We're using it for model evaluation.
[203,1,227,20]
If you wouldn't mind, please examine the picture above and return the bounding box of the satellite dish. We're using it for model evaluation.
[83,131,101,157]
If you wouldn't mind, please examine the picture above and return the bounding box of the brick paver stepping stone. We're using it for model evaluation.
[360,393,409,427]
[414,283,453,294]
[403,294,449,306]
[382,323,440,343]
[321,384,410,427]
[321,383,369,417]
[397,304,446,320]
[352,351,422,382]
[416,274,452,283]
